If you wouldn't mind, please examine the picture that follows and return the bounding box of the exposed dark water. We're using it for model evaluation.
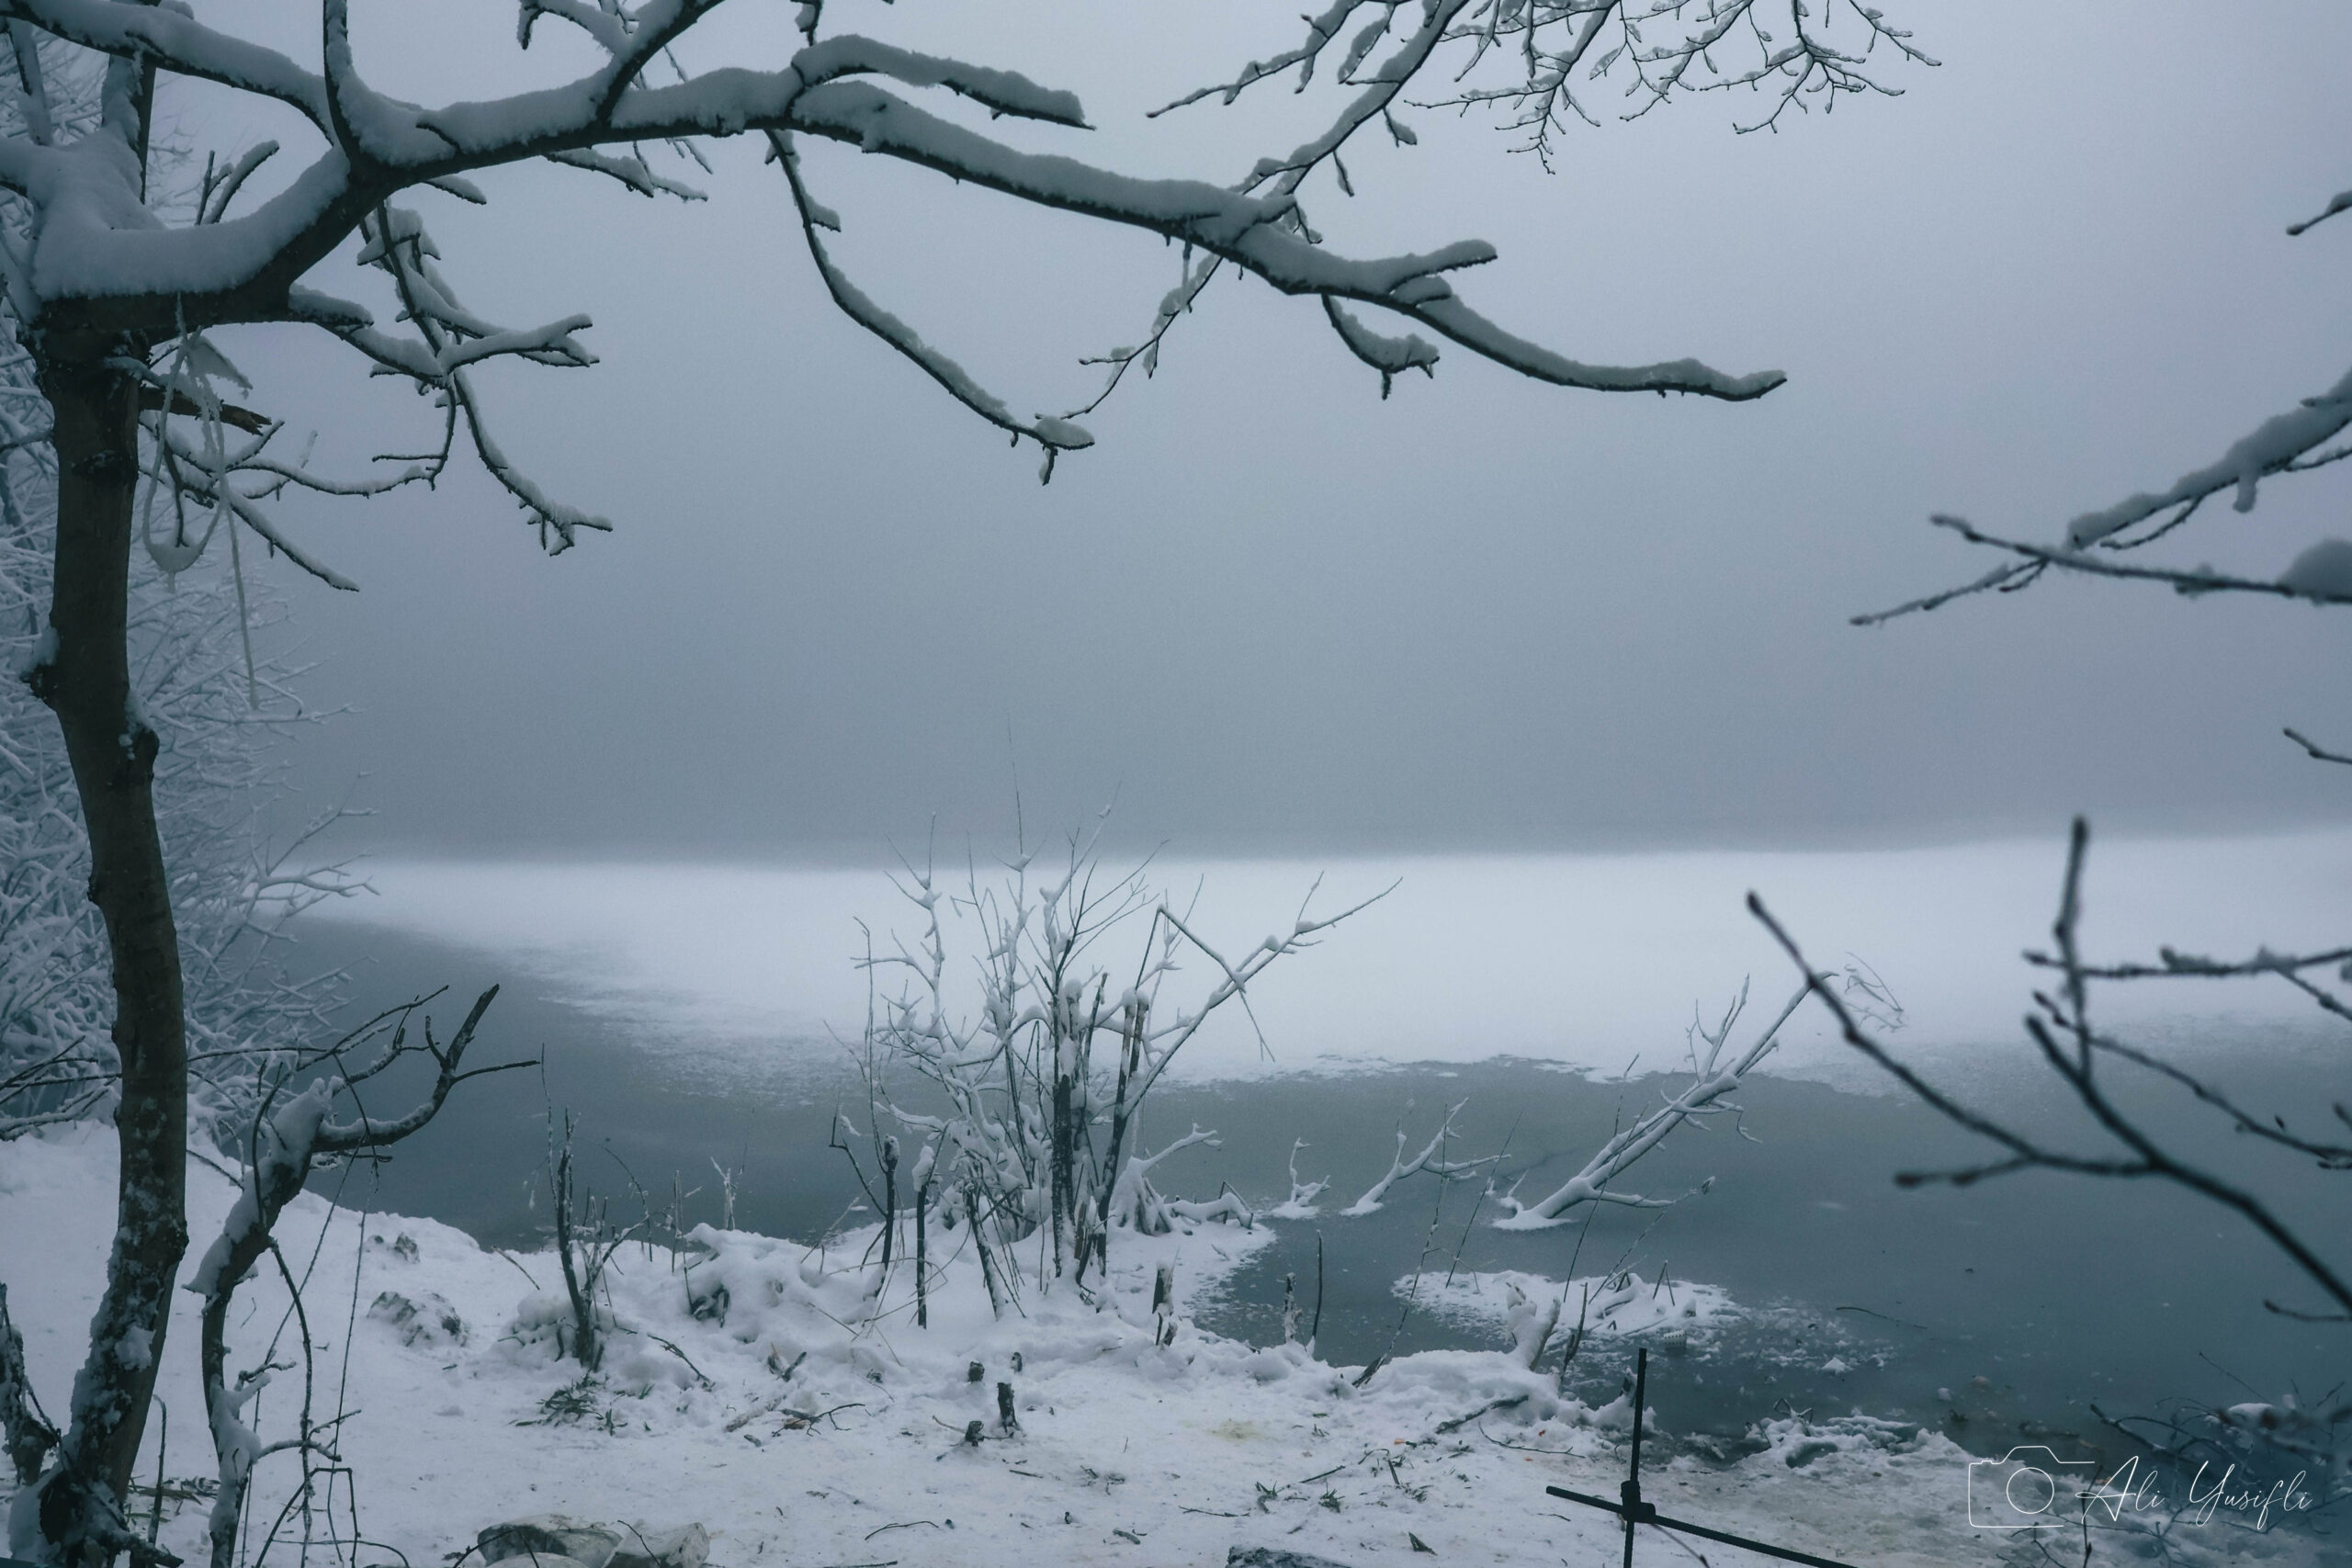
[283,921,861,1247]
[291,919,2346,1482]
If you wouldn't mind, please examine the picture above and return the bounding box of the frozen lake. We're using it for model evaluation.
[295,834,2348,1467]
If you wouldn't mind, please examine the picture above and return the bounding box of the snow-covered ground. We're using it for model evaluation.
[316,831,2352,1089]
[6,1126,2326,1568]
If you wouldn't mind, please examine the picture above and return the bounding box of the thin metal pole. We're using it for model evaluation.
[1622,1348,1648,1568]
[1546,1344,1866,1568]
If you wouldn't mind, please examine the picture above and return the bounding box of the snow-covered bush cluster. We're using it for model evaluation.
[843,821,1382,1303]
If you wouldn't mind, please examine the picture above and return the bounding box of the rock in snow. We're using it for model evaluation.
[368,1289,469,1348]
[1229,1549,1361,1568]
[479,1517,621,1568]
[610,1522,708,1568]
[477,1517,706,1568]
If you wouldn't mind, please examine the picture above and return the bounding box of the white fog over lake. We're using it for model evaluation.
[316,828,2352,1089]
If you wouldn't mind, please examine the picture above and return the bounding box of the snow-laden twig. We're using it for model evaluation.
[1342,1100,1496,1216]
[1864,191,2352,626]
[1267,1138,1330,1220]
[1495,980,1808,1228]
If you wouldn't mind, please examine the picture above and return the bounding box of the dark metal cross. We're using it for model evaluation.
[1545,1348,1865,1568]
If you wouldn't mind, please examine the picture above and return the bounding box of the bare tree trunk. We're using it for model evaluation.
[967,1186,1005,1319]
[550,1127,602,1371]
[876,1138,898,1280]
[1086,1000,1146,1285]
[26,344,187,1565]
[912,1176,931,1328]
[1049,1054,1074,1277]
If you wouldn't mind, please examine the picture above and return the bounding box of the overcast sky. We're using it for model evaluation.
[186,3,2352,859]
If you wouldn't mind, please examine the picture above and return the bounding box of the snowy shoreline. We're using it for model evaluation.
[2,1126,2318,1568]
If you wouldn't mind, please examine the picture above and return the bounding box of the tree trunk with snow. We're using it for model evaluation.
[190,990,498,1568]
[25,341,188,1567]
[192,1103,314,1568]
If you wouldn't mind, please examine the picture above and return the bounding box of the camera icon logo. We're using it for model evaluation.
[1966,1447,2097,1529]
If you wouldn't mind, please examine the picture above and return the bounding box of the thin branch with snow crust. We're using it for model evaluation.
[1495,979,1810,1228]
[1865,179,2352,626]
[1342,1100,1498,1216]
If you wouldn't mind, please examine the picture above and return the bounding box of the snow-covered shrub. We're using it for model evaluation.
[847,818,1382,1308]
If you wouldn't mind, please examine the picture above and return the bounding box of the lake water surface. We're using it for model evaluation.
[284,836,2350,1494]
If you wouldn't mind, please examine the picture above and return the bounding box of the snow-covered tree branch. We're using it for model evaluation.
[1340,1099,1496,1217]
[1495,979,1807,1228]
[1862,170,2352,646]
[187,987,511,1568]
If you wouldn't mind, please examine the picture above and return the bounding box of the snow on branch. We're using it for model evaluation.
[1322,296,1438,399]
[1171,1,1934,178]
[1342,1099,1497,1216]
[0,2,1836,609]
[345,203,611,551]
[6,0,332,130]
[1218,0,1466,200]
[0,8,1795,405]
[1061,252,1221,423]
[544,145,707,201]
[2064,361,2352,549]
[186,987,526,1568]
[779,79,1786,402]
[1855,512,2352,629]
[517,0,631,59]
[849,818,1380,1299]
[1494,979,1811,1228]
[772,131,1091,479]
[198,141,280,226]
[1865,183,2352,626]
